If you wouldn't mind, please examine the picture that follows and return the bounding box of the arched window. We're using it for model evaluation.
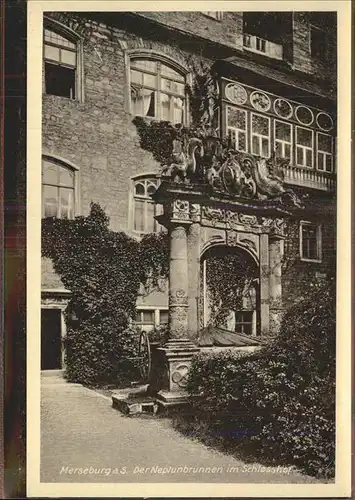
[131,176,162,234]
[43,21,81,100]
[42,157,76,219]
[130,58,186,124]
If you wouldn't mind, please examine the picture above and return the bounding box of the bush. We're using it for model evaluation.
[64,319,141,387]
[186,278,335,478]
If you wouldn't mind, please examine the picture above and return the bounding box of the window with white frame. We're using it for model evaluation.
[43,25,80,100]
[296,127,314,168]
[317,132,333,172]
[251,113,270,157]
[132,176,162,234]
[300,222,322,262]
[134,309,155,327]
[42,158,76,219]
[274,120,292,161]
[227,106,247,152]
[130,58,186,124]
[202,12,223,20]
[235,310,253,335]
[134,308,169,330]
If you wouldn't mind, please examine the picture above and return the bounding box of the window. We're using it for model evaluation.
[42,158,75,219]
[317,133,333,172]
[309,13,336,61]
[274,120,292,161]
[242,12,290,60]
[300,222,322,262]
[132,176,162,234]
[159,310,169,325]
[251,113,270,158]
[133,308,168,330]
[227,106,247,152]
[130,58,186,124]
[310,25,327,60]
[202,12,223,20]
[296,127,314,168]
[134,310,155,326]
[235,311,253,335]
[43,26,80,99]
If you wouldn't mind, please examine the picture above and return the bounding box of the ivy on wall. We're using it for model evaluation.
[133,60,219,168]
[42,203,169,385]
[203,248,258,327]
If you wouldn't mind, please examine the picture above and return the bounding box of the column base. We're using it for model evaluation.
[156,389,189,408]
[269,308,283,336]
[148,338,200,396]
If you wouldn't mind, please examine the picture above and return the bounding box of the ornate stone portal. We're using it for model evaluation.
[151,131,303,406]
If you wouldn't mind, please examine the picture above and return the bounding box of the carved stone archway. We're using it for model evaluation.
[150,131,302,405]
[154,183,287,339]
[200,242,259,334]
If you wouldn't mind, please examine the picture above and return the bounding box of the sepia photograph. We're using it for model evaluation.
[26,2,351,497]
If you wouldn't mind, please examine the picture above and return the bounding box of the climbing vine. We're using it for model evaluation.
[42,203,169,385]
[203,247,258,328]
[133,60,219,168]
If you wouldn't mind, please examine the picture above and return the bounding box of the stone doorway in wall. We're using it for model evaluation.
[41,308,62,370]
[200,245,259,336]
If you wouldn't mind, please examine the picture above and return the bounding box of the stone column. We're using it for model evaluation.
[269,236,284,335]
[187,204,201,341]
[169,224,189,339]
[155,199,200,408]
[259,233,270,336]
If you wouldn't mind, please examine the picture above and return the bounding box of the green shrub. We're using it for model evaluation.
[186,278,335,478]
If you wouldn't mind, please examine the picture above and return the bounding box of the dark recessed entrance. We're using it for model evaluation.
[41,308,62,370]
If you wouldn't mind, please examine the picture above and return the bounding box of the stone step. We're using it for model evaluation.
[41,369,65,377]
[111,384,149,398]
[112,394,158,416]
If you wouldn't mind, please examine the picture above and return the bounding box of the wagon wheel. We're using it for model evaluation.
[138,330,151,382]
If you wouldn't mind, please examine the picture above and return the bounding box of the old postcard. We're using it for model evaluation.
[27,1,351,497]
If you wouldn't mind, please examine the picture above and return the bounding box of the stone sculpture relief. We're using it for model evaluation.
[161,129,303,208]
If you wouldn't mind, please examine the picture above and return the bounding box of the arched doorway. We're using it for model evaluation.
[200,245,259,335]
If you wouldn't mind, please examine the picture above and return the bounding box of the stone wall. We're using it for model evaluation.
[42,12,336,325]
[293,13,336,85]
[138,11,244,51]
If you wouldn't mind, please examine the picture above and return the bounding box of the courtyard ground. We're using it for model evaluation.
[41,373,324,484]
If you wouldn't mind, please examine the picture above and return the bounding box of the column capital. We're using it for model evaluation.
[168,199,193,226]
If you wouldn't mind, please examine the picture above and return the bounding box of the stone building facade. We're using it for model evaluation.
[41,11,336,369]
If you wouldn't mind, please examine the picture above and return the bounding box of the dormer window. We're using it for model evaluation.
[242,12,292,60]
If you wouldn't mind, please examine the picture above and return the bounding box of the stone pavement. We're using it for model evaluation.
[41,372,322,484]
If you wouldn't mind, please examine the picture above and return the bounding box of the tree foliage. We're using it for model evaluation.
[42,203,169,385]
